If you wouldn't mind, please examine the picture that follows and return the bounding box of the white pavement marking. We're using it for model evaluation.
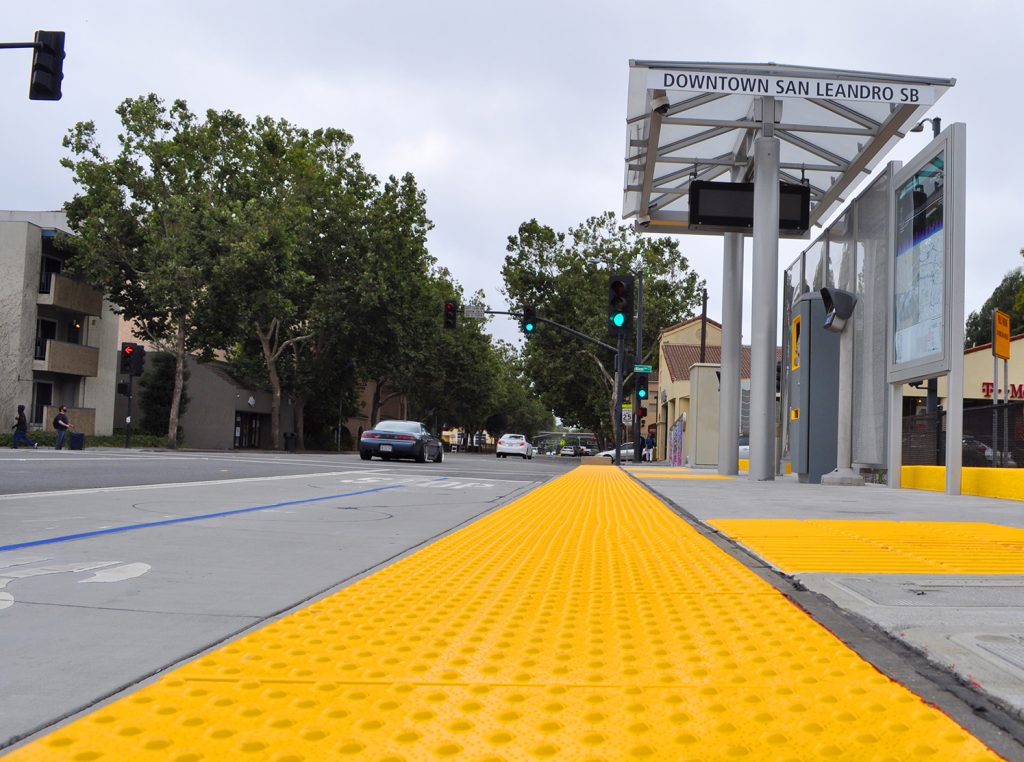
[0,470,376,501]
[79,562,151,583]
[0,557,151,611]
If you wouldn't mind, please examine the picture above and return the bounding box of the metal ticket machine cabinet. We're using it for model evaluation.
[789,293,840,483]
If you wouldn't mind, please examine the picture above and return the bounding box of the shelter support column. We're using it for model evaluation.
[718,232,743,475]
[749,134,780,481]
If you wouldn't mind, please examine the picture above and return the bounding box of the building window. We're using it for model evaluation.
[31,382,53,425]
[35,319,57,360]
[39,256,62,294]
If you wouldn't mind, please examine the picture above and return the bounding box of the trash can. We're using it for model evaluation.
[69,432,85,450]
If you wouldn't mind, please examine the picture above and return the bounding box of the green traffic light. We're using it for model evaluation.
[525,322,534,332]
[638,388,647,398]
[611,312,625,327]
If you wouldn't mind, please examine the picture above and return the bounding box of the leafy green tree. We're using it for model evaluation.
[406,280,502,436]
[336,173,437,426]
[138,352,190,438]
[205,120,378,449]
[965,264,1024,347]
[61,95,239,448]
[502,211,704,438]
[487,341,554,438]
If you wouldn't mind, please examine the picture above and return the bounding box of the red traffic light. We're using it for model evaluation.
[123,344,135,356]
[443,300,458,329]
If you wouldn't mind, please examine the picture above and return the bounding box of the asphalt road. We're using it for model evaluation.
[0,449,574,749]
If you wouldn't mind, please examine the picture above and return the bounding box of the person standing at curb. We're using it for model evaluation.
[53,406,74,450]
[11,404,39,449]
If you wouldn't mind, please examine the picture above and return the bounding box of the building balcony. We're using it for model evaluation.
[42,405,97,437]
[33,340,100,377]
[37,273,103,316]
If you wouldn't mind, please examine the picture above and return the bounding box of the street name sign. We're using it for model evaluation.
[633,364,652,373]
[463,305,486,319]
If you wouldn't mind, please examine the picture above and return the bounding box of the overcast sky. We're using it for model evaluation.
[4,1,1022,346]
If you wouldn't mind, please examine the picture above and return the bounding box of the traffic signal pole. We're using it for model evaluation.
[124,373,134,449]
[634,272,644,460]
[614,334,625,466]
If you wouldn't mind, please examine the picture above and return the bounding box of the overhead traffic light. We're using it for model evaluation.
[29,30,65,101]
[521,305,537,334]
[636,373,649,402]
[607,274,634,336]
[443,300,458,330]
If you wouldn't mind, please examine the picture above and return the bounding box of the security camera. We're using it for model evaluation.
[651,94,670,116]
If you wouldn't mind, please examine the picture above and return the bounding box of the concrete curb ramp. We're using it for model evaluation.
[8,466,1001,760]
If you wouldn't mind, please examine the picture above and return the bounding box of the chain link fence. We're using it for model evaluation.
[903,400,1024,467]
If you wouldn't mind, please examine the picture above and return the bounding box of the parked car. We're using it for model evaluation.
[497,434,534,459]
[359,420,444,463]
[596,444,636,462]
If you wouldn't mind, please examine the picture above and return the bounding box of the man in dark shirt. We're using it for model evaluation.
[54,405,73,450]
[11,405,38,449]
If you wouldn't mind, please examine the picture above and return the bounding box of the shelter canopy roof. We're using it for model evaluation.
[623,61,955,237]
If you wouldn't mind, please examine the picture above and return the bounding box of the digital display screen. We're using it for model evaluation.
[689,181,810,233]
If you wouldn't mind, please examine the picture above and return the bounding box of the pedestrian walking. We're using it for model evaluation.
[11,404,38,449]
[53,405,74,450]
[643,434,655,462]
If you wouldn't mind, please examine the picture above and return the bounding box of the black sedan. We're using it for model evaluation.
[359,420,444,463]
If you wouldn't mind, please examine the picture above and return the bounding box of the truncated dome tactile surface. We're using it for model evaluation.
[9,467,1001,760]
[708,519,1024,574]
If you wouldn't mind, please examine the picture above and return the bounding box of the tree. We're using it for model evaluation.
[62,95,236,448]
[339,173,437,426]
[965,265,1024,347]
[487,341,554,438]
[502,212,704,439]
[138,352,190,437]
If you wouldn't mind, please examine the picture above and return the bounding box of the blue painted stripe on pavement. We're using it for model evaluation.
[0,485,403,553]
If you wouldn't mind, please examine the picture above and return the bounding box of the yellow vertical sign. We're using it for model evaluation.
[994,309,1011,360]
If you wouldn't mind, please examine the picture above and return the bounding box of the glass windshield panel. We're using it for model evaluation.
[376,421,420,434]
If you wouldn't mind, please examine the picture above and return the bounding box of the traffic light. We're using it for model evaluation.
[522,305,537,334]
[120,342,146,376]
[120,342,136,375]
[607,274,634,336]
[443,300,458,329]
[29,30,65,101]
[131,346,146,376]
[639,406,648,420]
[636,373,649,402]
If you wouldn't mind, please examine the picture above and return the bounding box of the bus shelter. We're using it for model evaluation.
[623,61,955,481]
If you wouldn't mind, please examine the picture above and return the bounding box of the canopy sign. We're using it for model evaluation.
[647,70,937,105]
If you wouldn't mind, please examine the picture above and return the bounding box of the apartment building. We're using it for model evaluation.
[0,211,118,436]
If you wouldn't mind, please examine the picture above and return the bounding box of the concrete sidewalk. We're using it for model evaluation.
[6,465,1018,760]
[628,464,1024,745]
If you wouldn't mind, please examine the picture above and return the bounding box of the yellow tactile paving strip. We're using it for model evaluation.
[9,468,1000,760]
[709,519,1024,574]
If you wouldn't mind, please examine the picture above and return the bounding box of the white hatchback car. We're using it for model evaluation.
[496,434,534,459]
